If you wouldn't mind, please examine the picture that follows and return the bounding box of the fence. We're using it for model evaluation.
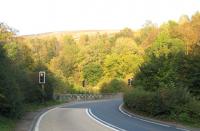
[54,93,122,102]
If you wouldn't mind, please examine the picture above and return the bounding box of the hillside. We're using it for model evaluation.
[19,29,120,40]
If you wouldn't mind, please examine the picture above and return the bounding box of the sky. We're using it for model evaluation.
[0,0,199,35]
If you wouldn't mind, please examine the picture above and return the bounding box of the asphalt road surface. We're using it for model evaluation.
[35,99,191,131]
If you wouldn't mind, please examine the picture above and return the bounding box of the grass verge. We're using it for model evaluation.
[0,116,16,131]
[0,100,65,131]
[24,100,64,112]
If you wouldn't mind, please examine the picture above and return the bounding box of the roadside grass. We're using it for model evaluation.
[0,100,65,131]
[24,100,64,112]
[0,116,16,131]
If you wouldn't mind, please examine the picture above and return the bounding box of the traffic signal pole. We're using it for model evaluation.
[41,84,45,103]
[39,71,46,103]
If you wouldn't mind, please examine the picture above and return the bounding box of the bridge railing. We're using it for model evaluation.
[53,93,122,102]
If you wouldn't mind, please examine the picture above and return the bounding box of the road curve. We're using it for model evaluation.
[35,99,190,131]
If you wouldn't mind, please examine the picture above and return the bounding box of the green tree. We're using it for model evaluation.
[115,28,134,39]
[103,53,142,79]
[83,63,103,86]
[0,23,15,43]
[62,35,76,45]
[112,37,141,54]
[147,31,185,57]
[4,42,34,70]
[135,21,159,49]
[0,45,23,118]
[49,44,79,83]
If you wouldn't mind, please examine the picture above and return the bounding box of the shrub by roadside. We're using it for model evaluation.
[0,116,16,131]
[124,87,200,127]
[100,79,128,93]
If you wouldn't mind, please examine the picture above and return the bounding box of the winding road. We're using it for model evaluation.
[34,99,191,131]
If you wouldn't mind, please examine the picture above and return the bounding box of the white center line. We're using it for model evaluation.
[86,108,126,131]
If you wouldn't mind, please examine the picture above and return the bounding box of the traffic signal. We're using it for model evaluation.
[82,80,85,87]
[39,71,45,84]
[128,79,131,86]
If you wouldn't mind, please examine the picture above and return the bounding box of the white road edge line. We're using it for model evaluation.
[119,104,171,128]
[34,107,58,131]
[86,108,126,131]
[119,104,191,131]
[176,127,191,131]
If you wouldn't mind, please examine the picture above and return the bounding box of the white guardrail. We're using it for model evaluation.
[54,93,122,102]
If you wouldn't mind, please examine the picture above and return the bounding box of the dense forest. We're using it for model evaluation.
[0,12,200,125]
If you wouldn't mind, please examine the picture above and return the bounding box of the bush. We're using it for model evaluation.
[150,87,191,116]
[100,79,127,93]
[184,99,200,122]
[0,46,23,118]
[178,113,191,123]
[127,49,200,125]
[179,54,200,100]
[124,86,200,124]
[1,85,24,118]
[124,88,155,114]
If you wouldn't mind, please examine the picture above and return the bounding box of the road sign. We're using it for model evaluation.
[39,71,45,84]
